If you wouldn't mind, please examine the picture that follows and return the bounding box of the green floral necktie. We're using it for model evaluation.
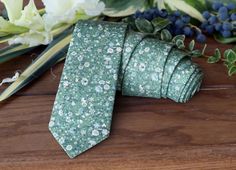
[49,21,203,158]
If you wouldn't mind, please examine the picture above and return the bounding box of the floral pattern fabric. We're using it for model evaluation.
[49,21,203,158]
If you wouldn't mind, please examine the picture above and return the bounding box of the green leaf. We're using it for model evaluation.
[151,18,170,32]
[135,18,154,33]
[188,40,195,51]
[0,17,29,36]
[224,49,236,64]
[102,0,149,17]
[224,61,234,69]
[0,25,72,64]
[191,49,202,57]
[0,28,72,102]
[122,17,137,31]
[228,66,236,76]
[160,29,172,41]
[214,33,236,44]
[0,34,14,44]
[0,44,35,64]
[184,0,207,12]
[207,48,221,64]
[163,0,205,21]
[172,35,185,43]
[176,39,185,49]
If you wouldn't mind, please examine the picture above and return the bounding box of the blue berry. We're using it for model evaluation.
[231,13,236,21]
[196,33,206,43]
[214,23,222,31]
[226,3,236,10]
[175,19,185,28]
[181,14,190,23]
[219,7,228,14]
[208,16,217,24]
[149,8,159,18]
[143,11,153,21]
[206,25,214,34]
[221,30,232,38]
[174,11,181,17]
[222,22,232,31]
[200,21,208,29]
[183,26,193,37]
[219,12,229,21]
[168,14,176,22]
[212,2,223,11]
[174,28,183,35]
[159,9,168,18]
[202,11,211,19]
[134,11,143,18]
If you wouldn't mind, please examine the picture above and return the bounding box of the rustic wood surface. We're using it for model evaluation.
[0,1,236,170]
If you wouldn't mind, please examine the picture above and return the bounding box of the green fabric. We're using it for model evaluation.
[49,21,203,158]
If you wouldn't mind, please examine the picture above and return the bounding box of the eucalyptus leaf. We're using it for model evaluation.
[224,49,236,64]
[172,35,185,43]
[135,18,154,33]
[191,50,202,57]
[160,29,172,41]
[188,40,195,51]
[151,18,170,32]
[176,39,185,49]
[228,66,236,76]
[207,49,221,64]
[102,0,149,17]
[224,61,234,69]
[214,34,236,44]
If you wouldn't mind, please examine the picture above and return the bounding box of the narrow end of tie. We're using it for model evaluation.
[48,125,77,158]
[49,120,111,158]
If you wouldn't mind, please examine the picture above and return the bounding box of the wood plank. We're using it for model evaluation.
[0,89,235,169]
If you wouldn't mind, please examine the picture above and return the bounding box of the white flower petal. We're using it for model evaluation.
[82,1,105,16]
[1,0,23,22]
[9,30,52,47]
[14,0,44,30]
[42,0,105,30]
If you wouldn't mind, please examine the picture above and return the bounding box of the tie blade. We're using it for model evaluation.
[49,21,127,158]
[49,124,110,158]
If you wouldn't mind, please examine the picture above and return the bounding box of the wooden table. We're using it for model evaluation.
[0,2,236,170]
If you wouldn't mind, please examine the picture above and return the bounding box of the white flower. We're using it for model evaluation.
[42,0,105,30]
[9,30,52,47]
[1,0,52,47]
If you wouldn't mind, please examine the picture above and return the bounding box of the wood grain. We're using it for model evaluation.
[0,1,236,169]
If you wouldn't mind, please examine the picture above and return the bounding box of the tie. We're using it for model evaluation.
[49,21,203,158]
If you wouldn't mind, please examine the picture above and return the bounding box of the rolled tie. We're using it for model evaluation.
[117,31,203,103]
